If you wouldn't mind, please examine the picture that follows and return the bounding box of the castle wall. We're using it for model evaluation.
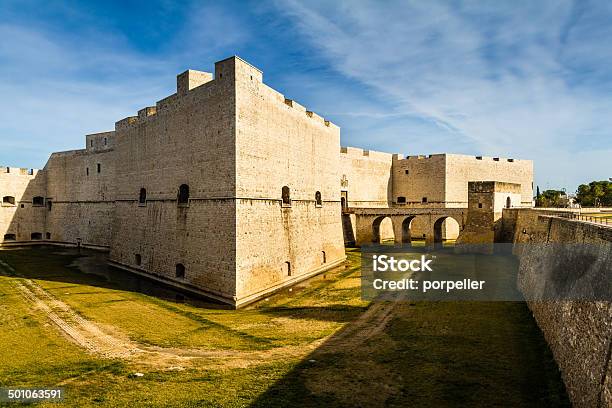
[44,144,116,247]
[108,59,238,302]
[392,154,447,206]
[234,57,345,303]
[508,210,612,408]
[0,167,47,243]
[445,155,533,207]
[392,154,532,239]
[338,147,393,208]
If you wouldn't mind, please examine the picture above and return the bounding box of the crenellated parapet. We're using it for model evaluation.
[340,146,396,160]
[113,56,339,133]
[283,98,337,129]
[0,166,40,177]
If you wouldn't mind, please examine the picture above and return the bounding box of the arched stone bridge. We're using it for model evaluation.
[344,207,468,247]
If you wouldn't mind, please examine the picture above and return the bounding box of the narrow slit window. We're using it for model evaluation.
[139,188,147,204]
[176,263,185,278]
[315,191,322,206]
[178,184,189,205]
[282,186,291,206]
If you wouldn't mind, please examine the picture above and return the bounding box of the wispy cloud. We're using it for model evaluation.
[0,2,248,168]
[1,1,610,190]
[276,0,612,189]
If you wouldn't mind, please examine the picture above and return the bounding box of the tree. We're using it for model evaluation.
[535,189,568,208]
[575,181,612,207]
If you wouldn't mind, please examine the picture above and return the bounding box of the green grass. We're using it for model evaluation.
[0,246,569,407]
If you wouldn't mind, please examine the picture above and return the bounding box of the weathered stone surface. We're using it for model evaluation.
[509,209,612,408]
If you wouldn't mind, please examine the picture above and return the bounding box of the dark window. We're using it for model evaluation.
[97,163,101,173]
[397,196,406,204]
[476,156,482,160]
[405,169,409,175]
[2,196,15,205]
[135,254,142,266]
[47,201,52,211]
[5,167,9,173]
[3,234,16,241]
[176,263,185,278]
[90,140,93,147]
[32,196,44,206]
[315,191,322,206]
[45,232,51,240]
[178,184,189,205]
[282,186,291,206]
[493,157,500,161]
[422,197,428,203]
[478,203,483,208]
[139,188,147,204]
[322,251,326,264]
[86,167,89,176]
[31,232,42,240]
[104,137,107,145]
[506,197,511,208]
[283,261,291,276]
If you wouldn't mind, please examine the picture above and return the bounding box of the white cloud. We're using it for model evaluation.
[0,5,248,168]
[276,0,612,190]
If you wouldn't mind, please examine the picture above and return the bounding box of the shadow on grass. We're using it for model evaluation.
[0,245,230,309]
[250,300,571,408]
[258,305,367,323]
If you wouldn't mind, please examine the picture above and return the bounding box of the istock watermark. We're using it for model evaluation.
[372,254,433,272]
[361,243,612,302]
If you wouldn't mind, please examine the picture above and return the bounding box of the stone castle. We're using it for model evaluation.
[0,56,533,307]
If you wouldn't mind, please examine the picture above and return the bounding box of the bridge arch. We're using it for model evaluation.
[401,216,416,244]
[350,208,467,247]
[372,216,394,244]
[433,216,462,248]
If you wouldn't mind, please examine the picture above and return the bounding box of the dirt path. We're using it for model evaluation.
[2,259,395,371]
[322,300,397,350]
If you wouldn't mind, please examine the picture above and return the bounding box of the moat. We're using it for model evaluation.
[0,246,569,407]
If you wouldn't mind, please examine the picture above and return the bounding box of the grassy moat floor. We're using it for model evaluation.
[0,246,569,407]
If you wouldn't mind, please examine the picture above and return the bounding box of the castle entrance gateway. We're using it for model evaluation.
[348,207,468,247]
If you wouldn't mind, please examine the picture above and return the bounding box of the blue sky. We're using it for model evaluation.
[1,0,611,192]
